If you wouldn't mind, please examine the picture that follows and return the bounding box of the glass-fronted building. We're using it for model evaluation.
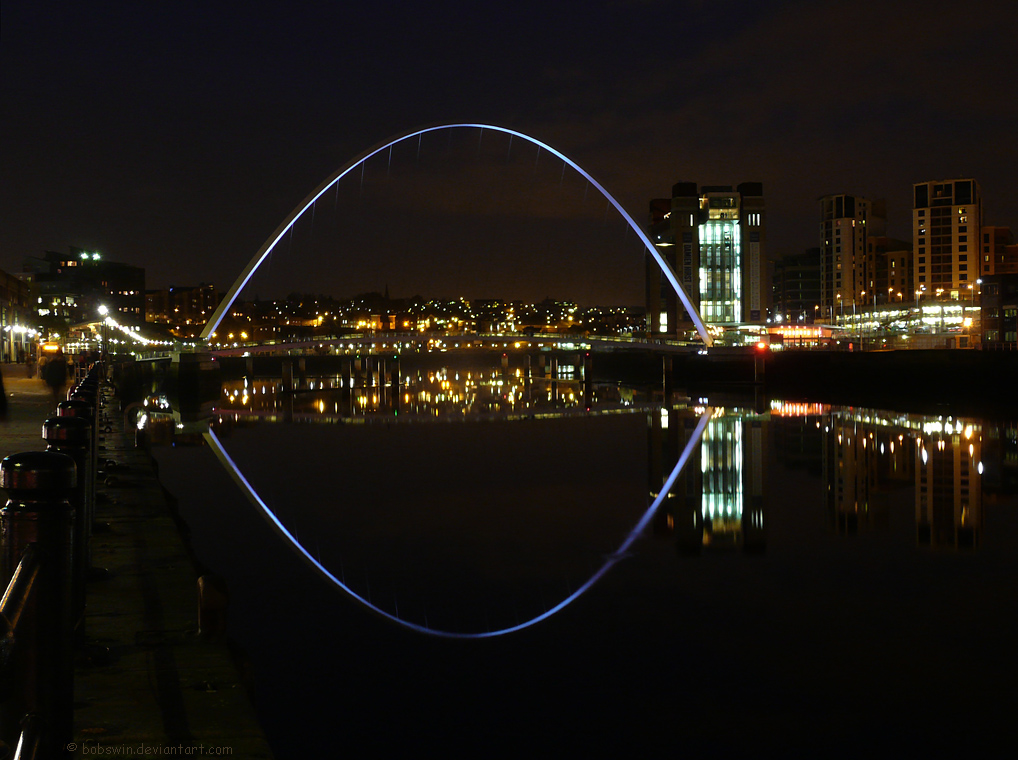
[647,183,766,338]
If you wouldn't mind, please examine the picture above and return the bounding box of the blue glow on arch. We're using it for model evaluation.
[202,408,711,639]
[200,123,711,345]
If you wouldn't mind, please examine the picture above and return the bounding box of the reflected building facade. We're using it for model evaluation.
[817,407,985,550]
[652,407,766,554]
[822,414,913,535]
[917,421,982,549]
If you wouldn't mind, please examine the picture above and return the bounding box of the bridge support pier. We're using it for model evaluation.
[389,357,400,412]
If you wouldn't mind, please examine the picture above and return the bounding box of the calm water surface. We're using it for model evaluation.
[148,367,1018,756]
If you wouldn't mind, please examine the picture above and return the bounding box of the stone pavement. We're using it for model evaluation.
[0,372,59,461]
[1,367,274,758]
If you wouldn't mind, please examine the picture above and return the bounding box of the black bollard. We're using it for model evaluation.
[0,451,77,755]
[57,399,95,533]
[42,416,92,636]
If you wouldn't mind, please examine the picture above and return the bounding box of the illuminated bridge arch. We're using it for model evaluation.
[200,123,711,346]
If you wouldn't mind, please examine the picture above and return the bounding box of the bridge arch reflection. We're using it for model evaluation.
[202,408,711,638]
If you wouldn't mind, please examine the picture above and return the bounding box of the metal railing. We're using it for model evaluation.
[0,363,105,758]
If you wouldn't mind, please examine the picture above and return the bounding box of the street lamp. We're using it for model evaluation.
[98,304,109,365]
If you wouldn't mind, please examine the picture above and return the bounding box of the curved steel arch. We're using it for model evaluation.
[203,408,711,639]
[200,123,711,345]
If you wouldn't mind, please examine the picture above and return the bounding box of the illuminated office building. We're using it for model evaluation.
[21,246,145,330]
[647,183,766,337]
[913,179,982,298]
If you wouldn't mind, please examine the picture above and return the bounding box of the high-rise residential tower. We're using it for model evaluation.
[647,182,766,337]
[913,179,982,299]
[818,194,886,321]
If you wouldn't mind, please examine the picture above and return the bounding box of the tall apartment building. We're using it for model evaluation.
[647,182,766,337]
[913,179,982,299]
[818,194,886,320]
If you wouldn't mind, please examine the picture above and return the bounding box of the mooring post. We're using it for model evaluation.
[57,398,95,536]
[42,416,92,636]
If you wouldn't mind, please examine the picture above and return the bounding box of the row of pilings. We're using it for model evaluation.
[261,352,599,412]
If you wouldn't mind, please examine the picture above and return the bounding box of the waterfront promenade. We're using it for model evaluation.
[1,369,274,758]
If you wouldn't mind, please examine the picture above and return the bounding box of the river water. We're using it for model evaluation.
[146,364,1018,756]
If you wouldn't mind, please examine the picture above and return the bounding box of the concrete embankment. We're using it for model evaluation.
[0,366,274,757]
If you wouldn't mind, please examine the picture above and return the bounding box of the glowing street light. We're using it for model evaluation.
[98,304,109,362]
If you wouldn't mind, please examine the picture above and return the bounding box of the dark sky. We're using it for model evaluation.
[2,0,1015,305]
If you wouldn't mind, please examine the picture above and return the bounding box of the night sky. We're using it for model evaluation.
[2,0,1015,306]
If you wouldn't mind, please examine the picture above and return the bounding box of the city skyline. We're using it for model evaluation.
[2,1,1015,304]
